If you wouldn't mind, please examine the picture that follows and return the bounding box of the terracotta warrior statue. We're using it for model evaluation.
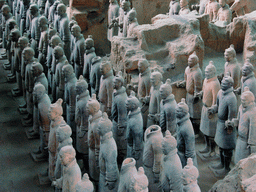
[54,123,73,182]
[143,125,163,192]
[86,94,102,183]
[83,35,96,82]
[204,0,220,22]
[56,3,71,61]
[214,0,232,27]
[208,74,237,176]
[224,45,241,89]
[234,59,256,99]
[182,158,201,192]
[38,15,49,74]
[12,35,29,97]
[118,158,137,191]
[99,61,114,116]
[52,146,81,192]
[69,18,78,63]
[47,98,66,182]
[176,51,203,137]
[75,173,94,192]
[129,167,149,192]
[98,112,119,192]
[232,87,256,164]
[112,71,128,163]
[32,62,49,93]
[54,45,68,100]
[160,79,177,135]
[71,24,85,79]
[118,0,131,37]
[137,59,151,130]
[169,0,180,15]
[108,0,119,41]
[63,64,77,137]
[127,8,139,38]
[176,98,197,168]
[146,70,163,127]
[44,0,54,18]
[179,0,190,15]
[126,91,143,166]
[31,83,51,161]
[160,130,183,192]
[75,75,90,169]
[198,61,220,158]
[19,0,30,35]
[90,56,102,96]
[29,4,41,57]
[1,5,12,49]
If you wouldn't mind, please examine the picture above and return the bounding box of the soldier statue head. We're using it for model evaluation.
[241,87,255,108]
[180,0,189,8]
[53,45,64,60]
[188,51,199,68]
[160,79,172,100]
[242,59,254,77]
[100,61,112,76]
[38,16,48,32]
[176,98,189,119]
[182,158,199,186]
[126,91,140,112]
[162,130,177,155]
[86,94,100,116]
[97,112,113,136]
[121,0,131,12]
[48,26,57,42]
[75,173,94,192]
[1,5,11,17]
[85,35,94,49]
[150,69,162,87]
[69,18,78,31]
[22,47,35,62]
[48,98,63,121]
[50,35,63,48]
[62,64,74,80]
[56,123,72,142]
[128,8,137,23]
[224,44,236,62]
[138,59,149,74]
[33,82,46,102]
[8,18,17,31]
[205,61,216,80]
[29,4,39,16]
[57,3,67,17]
[10,28,21,42]
[221,73,234,91]
[71,24,81,39]
[219,0,226,7]
[59,145,76,166]
[75,75,88,95]
[31,62,44,77]
[18,36,29,50]
[113,71,124,90]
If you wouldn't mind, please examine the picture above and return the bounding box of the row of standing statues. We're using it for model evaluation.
[1,0,256,191]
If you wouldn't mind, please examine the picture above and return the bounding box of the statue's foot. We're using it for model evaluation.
[211,162,224,170]
[199,146,210,153]
[214,167,230,177]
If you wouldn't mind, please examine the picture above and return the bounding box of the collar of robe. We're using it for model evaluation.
[85,47,95,55]
[242,72,255,83]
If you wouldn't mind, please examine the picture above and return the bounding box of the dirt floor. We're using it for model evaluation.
[0,49,244,192]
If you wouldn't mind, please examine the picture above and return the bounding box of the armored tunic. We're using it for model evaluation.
[30,14,41,57]
[90,58,101,96]
[224,58,241,89]
[241,72,256,99]
[83,47,96,81]
[200,76,220,137]
[55,56,68,99]
[75,90,90,154]
[38,29,48,73]
[108,3,119,41]
[176,114,197,168]
[72,34,85,79]
[214,87,237,149]
[160,149,183,192]
[99,132,119,192]
[160,94,177,135]
[185,64,203,119]
[234,104,256,164]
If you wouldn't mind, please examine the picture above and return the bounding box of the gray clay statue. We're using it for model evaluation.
[159,79,177,135]
[176,98,198,168]
[160,130,183,192]
[98,61,114,116]
[179,0,190,15]
[204,0,220,22]
[198,61,220,158]
[208,74,237,176]
[143,125,163,192]
[108,0,119,41]
[32,62,49,93]
[112,71,128,163]
[169,0,180,15]
[126,91,143,166]
[75,173,94,192]
[127,8,138,38]
[90,56,102,96]
[214,0,232,27]
[118,0,131,37]
[182,158,201,192]
[52,146,81,192]
[129,167,149,192]
[98,112,119,192]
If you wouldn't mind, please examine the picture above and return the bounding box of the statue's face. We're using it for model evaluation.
[128,13,135,22]
[31,65,38,77]
[161,140,169,155]
[242,65,251,76]
[150,75,160,87]
[48,108,58,121]
[2,8,9,17]
[205,68,215,79]
[138,62,147,73]
[188,57,197,68]
[180,0,188,7]
[113,78,121,90]
[30,7,38,16]
[121,2,130,11]
[71,27,80,38]
[51,39,61,48]
[86,103,95,115]
[221,78,232,91]
[241,95,251,108]
[54,50,62,60]
[60,152,71,166]
[176,107,185,119]
[224,51,234,62]
[62,68,70,79]
[219,0,226,7]
[18,40,28,50]
[182,171,191,185]
[159,86,169,100]
[100,64,109,75]
[23,50,33,61]
[57,6,65,16]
